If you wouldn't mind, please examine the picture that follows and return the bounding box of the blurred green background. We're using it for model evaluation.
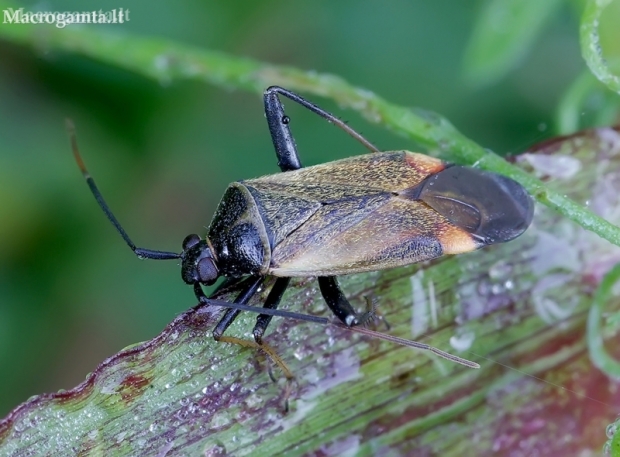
[0,0,618,418]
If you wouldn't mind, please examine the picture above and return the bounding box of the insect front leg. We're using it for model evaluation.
[252,277,291,344]
[212,276,265,340]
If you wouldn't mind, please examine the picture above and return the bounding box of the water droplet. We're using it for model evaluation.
[603,441,611,456]
[244,393,263,409]
[606,422,618,438]
[294,345,310,360]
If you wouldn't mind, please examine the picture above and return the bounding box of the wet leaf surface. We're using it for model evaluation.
[2,127,620,455]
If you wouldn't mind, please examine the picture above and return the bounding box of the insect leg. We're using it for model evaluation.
[318,276,359,327]
[252,277,291,344]
[264,87,303,172]
[263,87,380,162]
[212,276,265,340]
[264,87,376,329]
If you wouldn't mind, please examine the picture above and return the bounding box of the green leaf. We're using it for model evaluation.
[2,125,620,455]
[463,0,564,86]
[588,262,620,377]
[580,0,620,94]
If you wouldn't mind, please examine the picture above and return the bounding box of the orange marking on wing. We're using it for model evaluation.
[438,226,479,254]
[404,152,446,175]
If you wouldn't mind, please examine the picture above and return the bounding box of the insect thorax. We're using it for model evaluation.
[207,183,271,277]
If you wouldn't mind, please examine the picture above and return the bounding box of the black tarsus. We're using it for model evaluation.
[66,119,181,261]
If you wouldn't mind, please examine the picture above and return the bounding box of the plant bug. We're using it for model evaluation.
[69,86,533,367]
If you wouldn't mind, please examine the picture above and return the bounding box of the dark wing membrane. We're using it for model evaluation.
[243,151,447,197]
[268,196,475,277]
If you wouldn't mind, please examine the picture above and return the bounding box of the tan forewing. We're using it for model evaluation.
[268,195,478,277]
[244,151,446,199]
[244,185,321,249]
[242,150,475,276]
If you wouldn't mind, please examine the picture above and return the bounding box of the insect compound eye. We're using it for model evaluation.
[197,257,218,285]
[418,166,534,245]
[180,234,219,285]
[182,234,201,251]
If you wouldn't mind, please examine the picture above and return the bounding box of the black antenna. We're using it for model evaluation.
[67,119,181,260]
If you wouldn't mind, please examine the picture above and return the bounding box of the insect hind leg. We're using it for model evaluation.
[263,87,380,330]
[263,86,379,173]
[318,276,360,326]
[264,87,303,172]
